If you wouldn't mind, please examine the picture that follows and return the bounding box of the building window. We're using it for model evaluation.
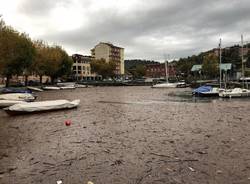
[78,66,81,70]
[73,66,76,70]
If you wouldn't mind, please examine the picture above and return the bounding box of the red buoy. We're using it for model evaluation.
[65,120,72,126]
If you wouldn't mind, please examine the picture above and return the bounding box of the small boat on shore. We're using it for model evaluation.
[219,88,250,98]
[4,99,80,115]
[59,86,75,90]
[75,84,87,88]
[0,88,32,94]
[193,85,224,97]
[27,86,43,92]
[0,100,26,108]
[152,82,178,88]
[42,86,61,90]
[0,93,36,102]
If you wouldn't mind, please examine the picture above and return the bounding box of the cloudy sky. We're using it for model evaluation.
[1,0,250,61]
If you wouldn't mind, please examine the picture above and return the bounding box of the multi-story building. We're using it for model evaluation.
[72,54,99,81]
[91,42,124,76]
[145,63,176,78]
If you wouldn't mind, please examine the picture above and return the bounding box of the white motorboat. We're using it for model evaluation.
[0,93,35,102]
[57,82,76,87]
[152,82,178,88]
[219,88,250,98]
[4,99,80,115]
[0,100,26,108]
[27,86,44,92]
[60,86,76,90]
[42,86,61,90]
[75,84,87,88]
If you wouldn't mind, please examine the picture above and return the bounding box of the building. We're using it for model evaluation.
[72,54,99,81]
[145,63,176,78]
[91,42,124,76]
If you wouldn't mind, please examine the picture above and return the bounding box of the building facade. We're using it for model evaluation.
[145,63,176,78]
[72,54,99,81]
[91,42,125,76]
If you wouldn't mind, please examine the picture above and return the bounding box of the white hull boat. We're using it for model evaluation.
[4,99,80,115]
[0,100,26,108]
[27,86,44,92]
[0,93,35,102]
[57,82,76,87]
[42,86,61,90]
[75,84,87,88]
[219,88,250,98]
[60,86,75,90]
[152,82,178,88]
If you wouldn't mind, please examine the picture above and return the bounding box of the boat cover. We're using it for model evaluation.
[0,93,35,101]
[193,85,212,94]
[0,100,27,108]
[0,88,32,94]
[6,99,80,112]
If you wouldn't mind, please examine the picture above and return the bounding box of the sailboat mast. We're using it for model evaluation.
[241,34,244,88]
[219,38,222,88]
[165,60,169,83]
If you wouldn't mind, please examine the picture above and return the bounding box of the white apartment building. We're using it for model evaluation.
[91,42,125,75]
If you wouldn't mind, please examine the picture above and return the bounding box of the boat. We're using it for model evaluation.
[59,86,76,90]
[152,60,180,88]
[219,36,250,98]
[219,88,250,98]
[75,84,87,88]
[0,93,36,101]
[193,85,224,97]
[57,82,75,87]
[0,100,26,108]
[152,82,178,88]
[0,88,32,94]
[4,99,80,115]
[42,86,61,90]
[27,86,43,92]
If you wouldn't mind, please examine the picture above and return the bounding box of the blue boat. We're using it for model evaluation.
[193,85,220,97]
[0,88,32,94]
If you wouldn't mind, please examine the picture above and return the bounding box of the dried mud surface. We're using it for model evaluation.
[0,87,250,184]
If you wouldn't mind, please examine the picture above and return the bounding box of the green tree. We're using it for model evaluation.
[90,59,116,79]
[0,19,35,87]
[128,64,146,78]
[42,45,72,83]
[202,54,219,79]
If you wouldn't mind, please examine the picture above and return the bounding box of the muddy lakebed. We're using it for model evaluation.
[0,86,250,184]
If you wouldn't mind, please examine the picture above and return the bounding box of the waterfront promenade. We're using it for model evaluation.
[0,87,250,184]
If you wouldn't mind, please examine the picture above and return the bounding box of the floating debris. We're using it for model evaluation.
[188,167,195,172]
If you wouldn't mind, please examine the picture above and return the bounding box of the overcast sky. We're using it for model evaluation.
[1,0,250,61]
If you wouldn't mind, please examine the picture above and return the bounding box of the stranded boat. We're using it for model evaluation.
[219,88,250,98]
[4,99,80,115]
[0,93,36,102]
[193,85,224,97]
[152,82,178,88]
[27,86,44,92]
[0,100,26,108]
[42,86,61,90]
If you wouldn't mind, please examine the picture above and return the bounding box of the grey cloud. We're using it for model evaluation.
[17,0,250,60]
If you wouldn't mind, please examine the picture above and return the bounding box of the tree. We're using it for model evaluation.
[42,45,72,83]
[202,54,219,79]
[0,19,35,87]
[128,64,146,78]
[90,59,116,79]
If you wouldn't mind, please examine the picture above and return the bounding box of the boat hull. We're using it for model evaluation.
[4,99,80,115]
[152,83,178,88]
[219,88,250,98]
